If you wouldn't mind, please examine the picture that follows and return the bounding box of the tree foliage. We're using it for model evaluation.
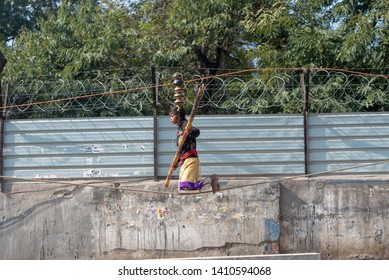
[0,0,61,43]
[3,0,141,79]
[3,0,387,76]
[244,0,388,69]
[134,0,258,74]
[333,0,389,69]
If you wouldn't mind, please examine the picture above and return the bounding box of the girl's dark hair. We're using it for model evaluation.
[170,106,186,120]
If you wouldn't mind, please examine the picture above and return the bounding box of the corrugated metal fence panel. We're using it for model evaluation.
[3,117,154,179]
[308,112,389,174]
[158,115,305,177]
[5,113,389,179]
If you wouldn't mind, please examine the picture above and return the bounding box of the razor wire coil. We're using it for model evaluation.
[2,67,389,118]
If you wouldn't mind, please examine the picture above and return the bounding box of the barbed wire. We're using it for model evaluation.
[2,67,388,118]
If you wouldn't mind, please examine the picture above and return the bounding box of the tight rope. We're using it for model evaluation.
[3,158,389,197]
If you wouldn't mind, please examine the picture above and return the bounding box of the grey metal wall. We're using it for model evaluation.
[158,115,305,177]
[3,117,155,179]
[3,113,389,179]
[308,112,389,174]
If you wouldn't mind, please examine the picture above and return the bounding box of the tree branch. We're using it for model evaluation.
[192,45,222,75]
[0,49,7,74]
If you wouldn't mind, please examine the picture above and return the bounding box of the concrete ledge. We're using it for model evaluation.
[175,253,321,260]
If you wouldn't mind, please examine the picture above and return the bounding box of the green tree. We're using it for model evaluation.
[333,0,389,69]
[244,0,388,69]
[0,0,61,43]
[0,0,64,75]
[136,0,257,74]
[3,0,139,79]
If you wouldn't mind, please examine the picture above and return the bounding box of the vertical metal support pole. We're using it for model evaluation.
[0,54,7,192]
[0,80,4,192]
[151,66,159,181]
[301,69,310,175]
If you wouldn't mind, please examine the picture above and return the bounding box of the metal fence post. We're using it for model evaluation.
[0,80,4,192]
[301,68,310,175]
[151,66,159,181]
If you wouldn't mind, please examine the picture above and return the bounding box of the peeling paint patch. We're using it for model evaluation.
[231,213,242,219]
[264,218,280,241]
[3,148,12,154]
[157,208,170,220]
[34,174,60,179]
[374,225,383,244]
[83,169,101,177]
[85,146,103,153]
[263,241,279,254]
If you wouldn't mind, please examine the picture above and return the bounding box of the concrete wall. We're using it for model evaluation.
[0,178,280,260]
[1,176,388,260]
[279,175,389,260]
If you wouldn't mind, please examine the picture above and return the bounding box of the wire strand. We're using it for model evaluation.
[3,158,389,198]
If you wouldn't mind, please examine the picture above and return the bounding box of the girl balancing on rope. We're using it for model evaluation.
[169,106,220,193]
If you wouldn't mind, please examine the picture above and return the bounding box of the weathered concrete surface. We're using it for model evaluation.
[279,175,389,260]
[1,175,388,260]
[0,178,280,260]
[180,252,321,260]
